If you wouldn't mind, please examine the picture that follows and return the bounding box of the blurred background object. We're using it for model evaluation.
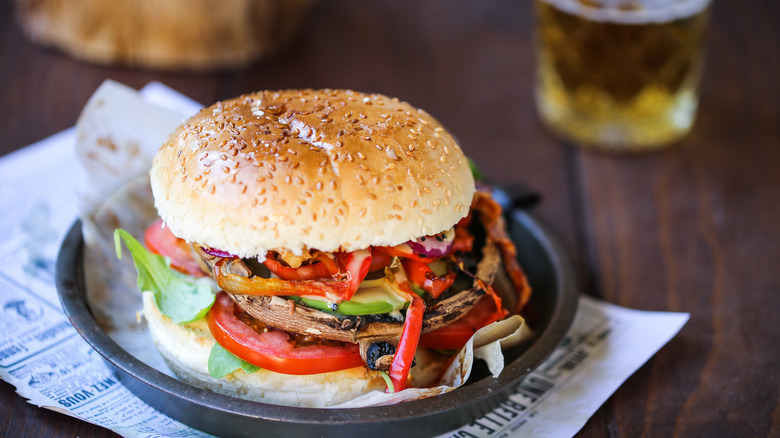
[15,0,315,71]
[534,0,711,152]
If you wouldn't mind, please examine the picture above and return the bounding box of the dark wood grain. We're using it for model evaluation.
[1,0,778,437]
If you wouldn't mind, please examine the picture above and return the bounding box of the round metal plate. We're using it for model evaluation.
[56,210,578,438]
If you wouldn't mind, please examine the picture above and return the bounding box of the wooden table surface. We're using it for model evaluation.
[2,0,778,436]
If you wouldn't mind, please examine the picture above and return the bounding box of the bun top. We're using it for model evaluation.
[150,89,475,257]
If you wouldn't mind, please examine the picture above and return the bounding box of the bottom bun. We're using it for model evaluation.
[141,292,446,407]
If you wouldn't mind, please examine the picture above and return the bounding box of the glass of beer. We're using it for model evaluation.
[534,0,712,152]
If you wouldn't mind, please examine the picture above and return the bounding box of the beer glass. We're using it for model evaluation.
[534,0,711,152]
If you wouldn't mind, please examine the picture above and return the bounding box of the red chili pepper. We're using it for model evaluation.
[402,259,456,298]
[388,293,425,392]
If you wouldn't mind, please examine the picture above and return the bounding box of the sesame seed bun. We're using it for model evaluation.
[150,89,475,257]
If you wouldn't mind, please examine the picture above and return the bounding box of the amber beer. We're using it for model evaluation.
[534,0,711,151]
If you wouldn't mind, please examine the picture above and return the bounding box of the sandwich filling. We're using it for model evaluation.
[117,189,531,392]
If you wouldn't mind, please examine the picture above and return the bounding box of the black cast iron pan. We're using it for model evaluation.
[56,198,577,438]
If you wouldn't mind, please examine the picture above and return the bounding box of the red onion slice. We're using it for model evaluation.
[407,228,455,258]
[200,246,237,258]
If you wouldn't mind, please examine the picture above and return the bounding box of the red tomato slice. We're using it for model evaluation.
[207,292,364,375]
[418,295,505,350]
[144,219,205,277]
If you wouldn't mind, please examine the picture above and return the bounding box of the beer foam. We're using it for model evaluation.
[540,0,711,24]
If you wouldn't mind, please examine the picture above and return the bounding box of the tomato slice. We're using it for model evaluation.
[144,219,205,277]
[402,259,456,298]
[263,253,339,280]
[418,295,505,350]
[207,292,364,375]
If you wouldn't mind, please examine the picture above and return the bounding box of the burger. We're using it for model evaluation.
[115,89,532,407]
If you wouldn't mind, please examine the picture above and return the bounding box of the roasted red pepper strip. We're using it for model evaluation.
[263,252,339,281]
[338,249,373,297]
[213,259,353,301]
[402,259,456,299]
[388,293,425,392]
[368,247,393,272]
[375,244,438,263]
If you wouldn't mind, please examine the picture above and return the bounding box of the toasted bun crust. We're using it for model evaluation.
[141,292,387,407]
[150,89,475,257]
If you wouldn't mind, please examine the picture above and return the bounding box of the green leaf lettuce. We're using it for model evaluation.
[207,344,261,378]
[114,228,216,324]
